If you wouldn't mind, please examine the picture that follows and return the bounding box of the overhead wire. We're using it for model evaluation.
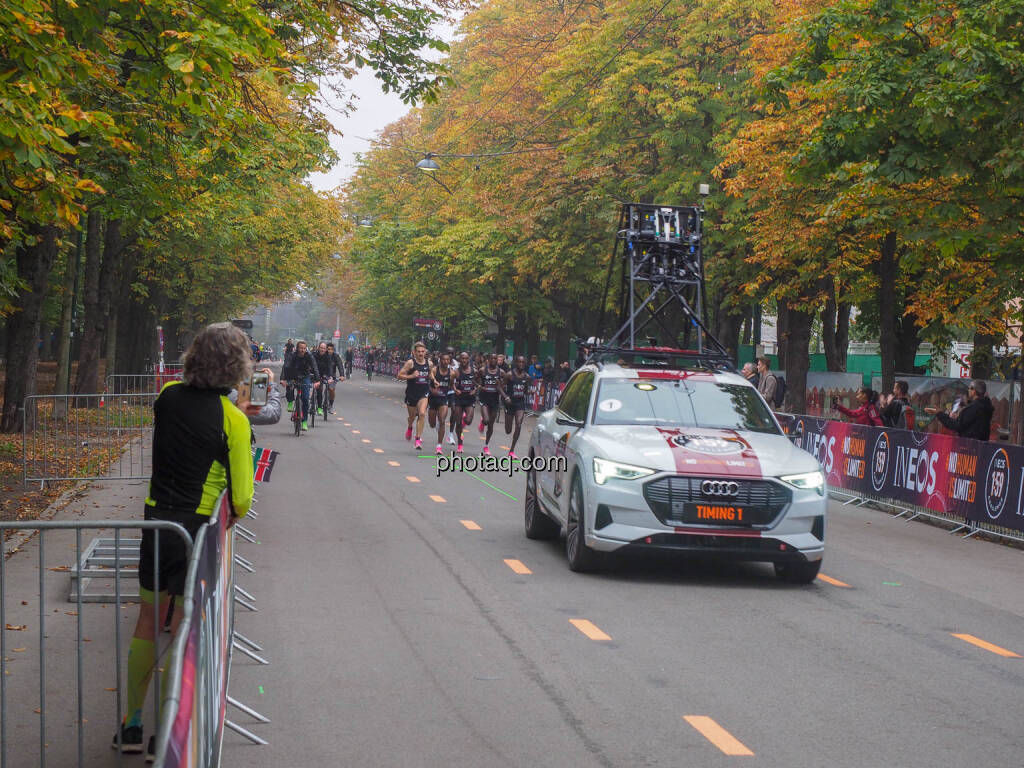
[441,0,591,153]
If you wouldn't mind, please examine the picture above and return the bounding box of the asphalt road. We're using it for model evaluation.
[224,375,1024,768]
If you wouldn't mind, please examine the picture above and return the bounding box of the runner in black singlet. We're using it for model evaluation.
[451,351,477,454]
[398,341,431,450]
[445,347,458,445]
[428,352,453,455]
[478,352,502,456]
[502,355,531,459]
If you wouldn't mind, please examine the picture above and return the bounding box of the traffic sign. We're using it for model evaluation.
[333,330,341,338]
[426,331,437,341]
[348,333,357,343]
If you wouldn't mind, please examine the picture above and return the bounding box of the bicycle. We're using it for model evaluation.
[314,376,334,420]
[366,361,374,381]
[290,380,307,436]
[344,360,353,379]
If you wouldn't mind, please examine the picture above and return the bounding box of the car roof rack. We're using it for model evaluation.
[578,342,736,373]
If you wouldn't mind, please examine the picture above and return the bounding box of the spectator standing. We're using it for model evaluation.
[555,360,571,383]
[879,381,912,429]
[112,322,254,758]
[755,357,777,405]
[528,354,543,380]
[574,344,590,370]
[741,362,760,389]
[925,380,994,440]
[834,386,884,426]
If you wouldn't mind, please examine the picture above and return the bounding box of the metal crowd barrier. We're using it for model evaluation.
[22,393,156,487]
[0,519,191,768]
[106,373,182,395]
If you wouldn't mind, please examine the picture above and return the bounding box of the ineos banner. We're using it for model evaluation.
[785,416,1024,533]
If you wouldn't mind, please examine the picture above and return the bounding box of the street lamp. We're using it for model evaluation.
[415,154,441,172]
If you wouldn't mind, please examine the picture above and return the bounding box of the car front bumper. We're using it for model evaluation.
[583,474,826,563]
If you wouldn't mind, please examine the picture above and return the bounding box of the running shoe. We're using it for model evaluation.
[463,413,469,426]
[478,420,485,433]
[447,431,457,445]
[287,401,294,412]
[301,420,308,431]
[415,437,422,449]
[508,450,518,460]
[482,445,491,456]
[145,736,156,763]
[111,725,144,753]
[457,443,464,454]
[405,426,413,441]
[318,408,324,416]
[436,444,443,455]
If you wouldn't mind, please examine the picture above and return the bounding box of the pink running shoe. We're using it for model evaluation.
[436,444,443,455]
[478,420,485,433]
[415,437,422,449]
[508,450,517,460]
[405,426,413,441]
[457,443,464,454]
[482,445,491,456]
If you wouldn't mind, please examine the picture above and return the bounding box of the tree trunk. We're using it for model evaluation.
[775,302,790,370]
[2,226,60,433]
[969,331,1000,380]
[783,307,814,414]
[822,295,851,371]
[105,306,118,380]
[895,310,922,375]
[877,231,900,393]
[526,323,540,359]
[74,211,104,396]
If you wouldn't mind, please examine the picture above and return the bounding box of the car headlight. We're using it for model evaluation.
[593,457,655,485]
[780,470,825,495]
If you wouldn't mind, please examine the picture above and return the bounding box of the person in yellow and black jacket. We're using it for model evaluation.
[113,322,255,758]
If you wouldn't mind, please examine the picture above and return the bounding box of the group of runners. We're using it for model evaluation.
[397,343,533,457]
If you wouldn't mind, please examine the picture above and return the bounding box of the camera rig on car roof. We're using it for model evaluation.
[589,200,735,372]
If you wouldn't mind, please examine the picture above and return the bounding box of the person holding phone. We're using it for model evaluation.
[233,367,281,426]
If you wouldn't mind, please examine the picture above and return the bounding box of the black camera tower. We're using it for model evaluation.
[599,201,732,368]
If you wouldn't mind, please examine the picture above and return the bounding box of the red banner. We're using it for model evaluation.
[780,415,1024,533]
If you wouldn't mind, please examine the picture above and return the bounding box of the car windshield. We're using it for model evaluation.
[592,378,780,434]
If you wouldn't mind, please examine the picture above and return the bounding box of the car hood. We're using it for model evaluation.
[584,425,819,479]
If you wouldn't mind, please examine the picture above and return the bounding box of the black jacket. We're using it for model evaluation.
[880,397,911,429]
[284,351,319,380]
[936,395,993,441]
[314,351,342,378]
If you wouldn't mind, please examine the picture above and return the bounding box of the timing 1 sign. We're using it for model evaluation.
[412,317,443,331]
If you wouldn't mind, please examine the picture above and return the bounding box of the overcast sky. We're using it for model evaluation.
[307,21,461,194]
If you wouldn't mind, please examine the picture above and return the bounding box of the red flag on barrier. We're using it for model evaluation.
[252,447,279,482]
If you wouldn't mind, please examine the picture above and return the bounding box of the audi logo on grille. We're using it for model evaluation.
[701,480,740,498]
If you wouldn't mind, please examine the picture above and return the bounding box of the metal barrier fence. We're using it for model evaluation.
[0,519,192,768]
[22,393,157,486]
[106,373,182,395]
[776,412,1024,544]
[154,491,268,767]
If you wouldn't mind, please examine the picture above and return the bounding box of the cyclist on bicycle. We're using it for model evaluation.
[323,342,346,413]
[366,348,375,381]
[343,346,354,379]
[282,340,319,430]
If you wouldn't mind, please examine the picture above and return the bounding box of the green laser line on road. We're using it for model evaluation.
[467,472,517,501]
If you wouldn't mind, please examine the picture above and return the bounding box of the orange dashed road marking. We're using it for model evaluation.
[388,461,400,467]
[952,633,1021,658]
[460,519,480,530]
[503,559,532,575]
[430,495,447,503]
[569,619,611,641]
[406,476,420,483]
[683,716,754,756]
[352,430,361,434]
[373,448,384,453]
[361,439,371,443]
[817,574,851,588]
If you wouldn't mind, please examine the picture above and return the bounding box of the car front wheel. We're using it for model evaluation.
[566,472,600,572]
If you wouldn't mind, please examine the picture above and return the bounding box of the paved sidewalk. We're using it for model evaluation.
[2,477,154,768]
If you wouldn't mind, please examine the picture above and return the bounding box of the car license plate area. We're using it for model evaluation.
[668,502,773,527]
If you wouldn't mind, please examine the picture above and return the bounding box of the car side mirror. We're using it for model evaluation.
[555,415,584,429]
